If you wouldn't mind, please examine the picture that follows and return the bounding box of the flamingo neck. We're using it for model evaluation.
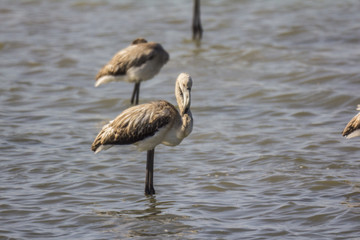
[180,110,193,139]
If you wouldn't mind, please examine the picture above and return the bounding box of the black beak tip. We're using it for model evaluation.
[184,107,189,114]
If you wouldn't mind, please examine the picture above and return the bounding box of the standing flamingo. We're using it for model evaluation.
[95,38,169,105]
[91,73,193,195]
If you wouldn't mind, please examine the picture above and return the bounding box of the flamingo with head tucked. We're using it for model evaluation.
[95,38,169,105]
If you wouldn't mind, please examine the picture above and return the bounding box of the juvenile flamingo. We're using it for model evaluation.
[92,73,193,195]
[95,38,169,105]
[342,105,360,139]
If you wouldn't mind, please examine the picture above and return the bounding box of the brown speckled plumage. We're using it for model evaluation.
[95,38,169,81]
[342,112,360,138]
[91,100,177,152]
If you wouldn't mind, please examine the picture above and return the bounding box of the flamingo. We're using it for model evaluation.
[91,73,193,195]
[95,38,169,105]
[342,105,360,139]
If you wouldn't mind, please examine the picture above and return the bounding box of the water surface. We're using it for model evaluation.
[1,0,360,239]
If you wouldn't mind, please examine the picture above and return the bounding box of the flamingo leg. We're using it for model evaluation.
[192,0,203,40]
[145,148,155,195]
[135,82,140,105]
[131,82,140,105]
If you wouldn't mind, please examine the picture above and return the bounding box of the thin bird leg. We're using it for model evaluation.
[192,0,203,40]
[135,82,140,105]
[145,148,155,195]
[130,82,140,105]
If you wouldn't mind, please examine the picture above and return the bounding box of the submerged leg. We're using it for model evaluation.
[130,82,140,105]
[145,148,155,195]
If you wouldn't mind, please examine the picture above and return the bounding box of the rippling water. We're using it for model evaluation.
[1,0,360,239]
